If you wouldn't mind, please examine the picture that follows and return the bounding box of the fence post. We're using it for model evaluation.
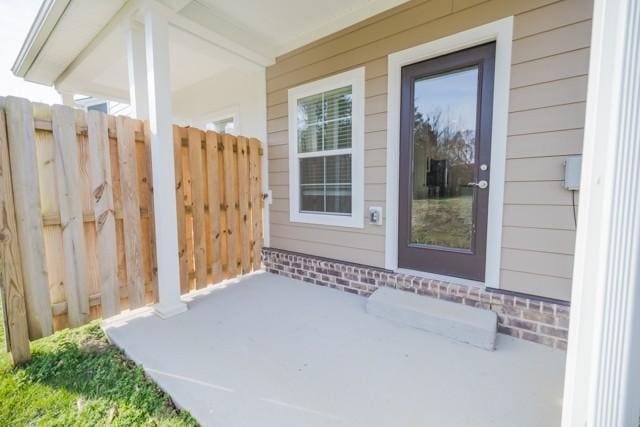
[5,97,52,339]
[0,104,31,364]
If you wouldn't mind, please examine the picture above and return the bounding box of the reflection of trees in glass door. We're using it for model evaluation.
[398,43,495,281]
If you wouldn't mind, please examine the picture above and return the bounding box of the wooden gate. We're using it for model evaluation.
[0,96,263,364]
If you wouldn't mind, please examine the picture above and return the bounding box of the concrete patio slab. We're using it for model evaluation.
[103,272,566,427]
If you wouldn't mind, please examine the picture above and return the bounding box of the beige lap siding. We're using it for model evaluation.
[266,0,593,301]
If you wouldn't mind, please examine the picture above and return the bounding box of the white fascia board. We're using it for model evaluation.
[12,0,71,79]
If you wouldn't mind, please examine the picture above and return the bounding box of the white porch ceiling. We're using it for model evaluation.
[15,0,410,102]
[182,0,410,57]
[62,26,233,102]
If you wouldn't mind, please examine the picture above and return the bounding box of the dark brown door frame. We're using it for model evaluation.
[397,42,496,281]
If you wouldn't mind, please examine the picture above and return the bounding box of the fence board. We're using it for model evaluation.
[0,108,31,364]
[51,105,90,327]
[249,138,263,270]
[188,128,207,288]
[222,134,239,276]
[87,111,119,318]
[181,134,195,289]
[115,116,145,309]
[172,125,189,293]
[237,137,251,273]
[5,97,52,339]
[143,121,158,302]
[205,131,223,283]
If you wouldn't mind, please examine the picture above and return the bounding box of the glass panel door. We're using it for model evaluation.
[398,42,496,281]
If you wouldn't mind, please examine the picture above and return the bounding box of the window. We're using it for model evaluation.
[288,68,364,228]
[205,117,235,134]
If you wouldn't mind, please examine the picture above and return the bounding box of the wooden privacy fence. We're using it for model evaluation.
[0,96,263,364]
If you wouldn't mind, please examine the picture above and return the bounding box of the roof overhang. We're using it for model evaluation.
[13,0,409,100]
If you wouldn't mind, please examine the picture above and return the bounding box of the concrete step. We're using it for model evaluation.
[366,287,497,350]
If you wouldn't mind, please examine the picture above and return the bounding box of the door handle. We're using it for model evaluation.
[467,180,488,189]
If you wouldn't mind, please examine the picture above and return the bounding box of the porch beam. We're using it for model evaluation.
[58,91,75,108]
[143,5,187,318]
[126,22,149,119]
[561,0,640,425]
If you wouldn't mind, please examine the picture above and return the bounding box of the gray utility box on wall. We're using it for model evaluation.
[564,155,582,191]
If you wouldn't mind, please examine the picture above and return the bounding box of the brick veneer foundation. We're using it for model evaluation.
[263,247,570,350]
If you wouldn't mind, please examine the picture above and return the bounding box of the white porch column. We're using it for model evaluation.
[561,0,640,425]
[143,6,187,318]
[126,22,149,119]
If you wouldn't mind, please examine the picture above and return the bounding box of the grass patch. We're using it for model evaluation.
[0,316,197,426]
[411,195,473,249]
[0,297,5,352]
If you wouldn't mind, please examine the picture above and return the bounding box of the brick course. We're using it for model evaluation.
[263,247,569,350]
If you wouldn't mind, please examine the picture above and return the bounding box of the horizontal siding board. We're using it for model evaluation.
[366,76,388,98]
[365,166,387,184]
[504,181,576,205]
[271,185,288,199]
[267,103,288,121]
[268,130,288,146]
[268,144,288,160]
[365,183,387,201]
[508,102,586,135]
[509,75,588,112]
[267,117,287,133]
[269,236,385,267]
[365,130,387,149]
[365,113,387,133]
[502,248,574,279]
[271,198,289,212]
[502,226,576,254]
[505,156,568,182]
[270,224,385,249]
[513,0,594,39]
[270,211,387,236]
[510,48,590,88]
[453,0,489,12]
[503,204,577,230]
[365,57,389,79]
[270,158,288,173]
[511,20,592,64]
[269,172,288,186]
[500,269,572,301]
[507,129,584,158]
[365,149,387,167]
[366,94,388,115]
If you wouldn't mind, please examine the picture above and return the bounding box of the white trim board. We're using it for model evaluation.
[384,17,514,289]
[287,67,365,229]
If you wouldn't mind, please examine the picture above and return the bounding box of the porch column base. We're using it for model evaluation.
[153,301,188,319]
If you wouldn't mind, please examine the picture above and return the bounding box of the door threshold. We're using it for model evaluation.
[396,268,486,289]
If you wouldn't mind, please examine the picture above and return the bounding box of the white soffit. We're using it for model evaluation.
[17,0,410,90]
[23,0,127,84]
[178,0,410,56]
[61,26,233,102]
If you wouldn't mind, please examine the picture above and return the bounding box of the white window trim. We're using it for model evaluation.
[385,16,513,289]
[288,67,365,228]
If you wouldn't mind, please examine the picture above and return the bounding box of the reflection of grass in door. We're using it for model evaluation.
[411,195,473,249]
